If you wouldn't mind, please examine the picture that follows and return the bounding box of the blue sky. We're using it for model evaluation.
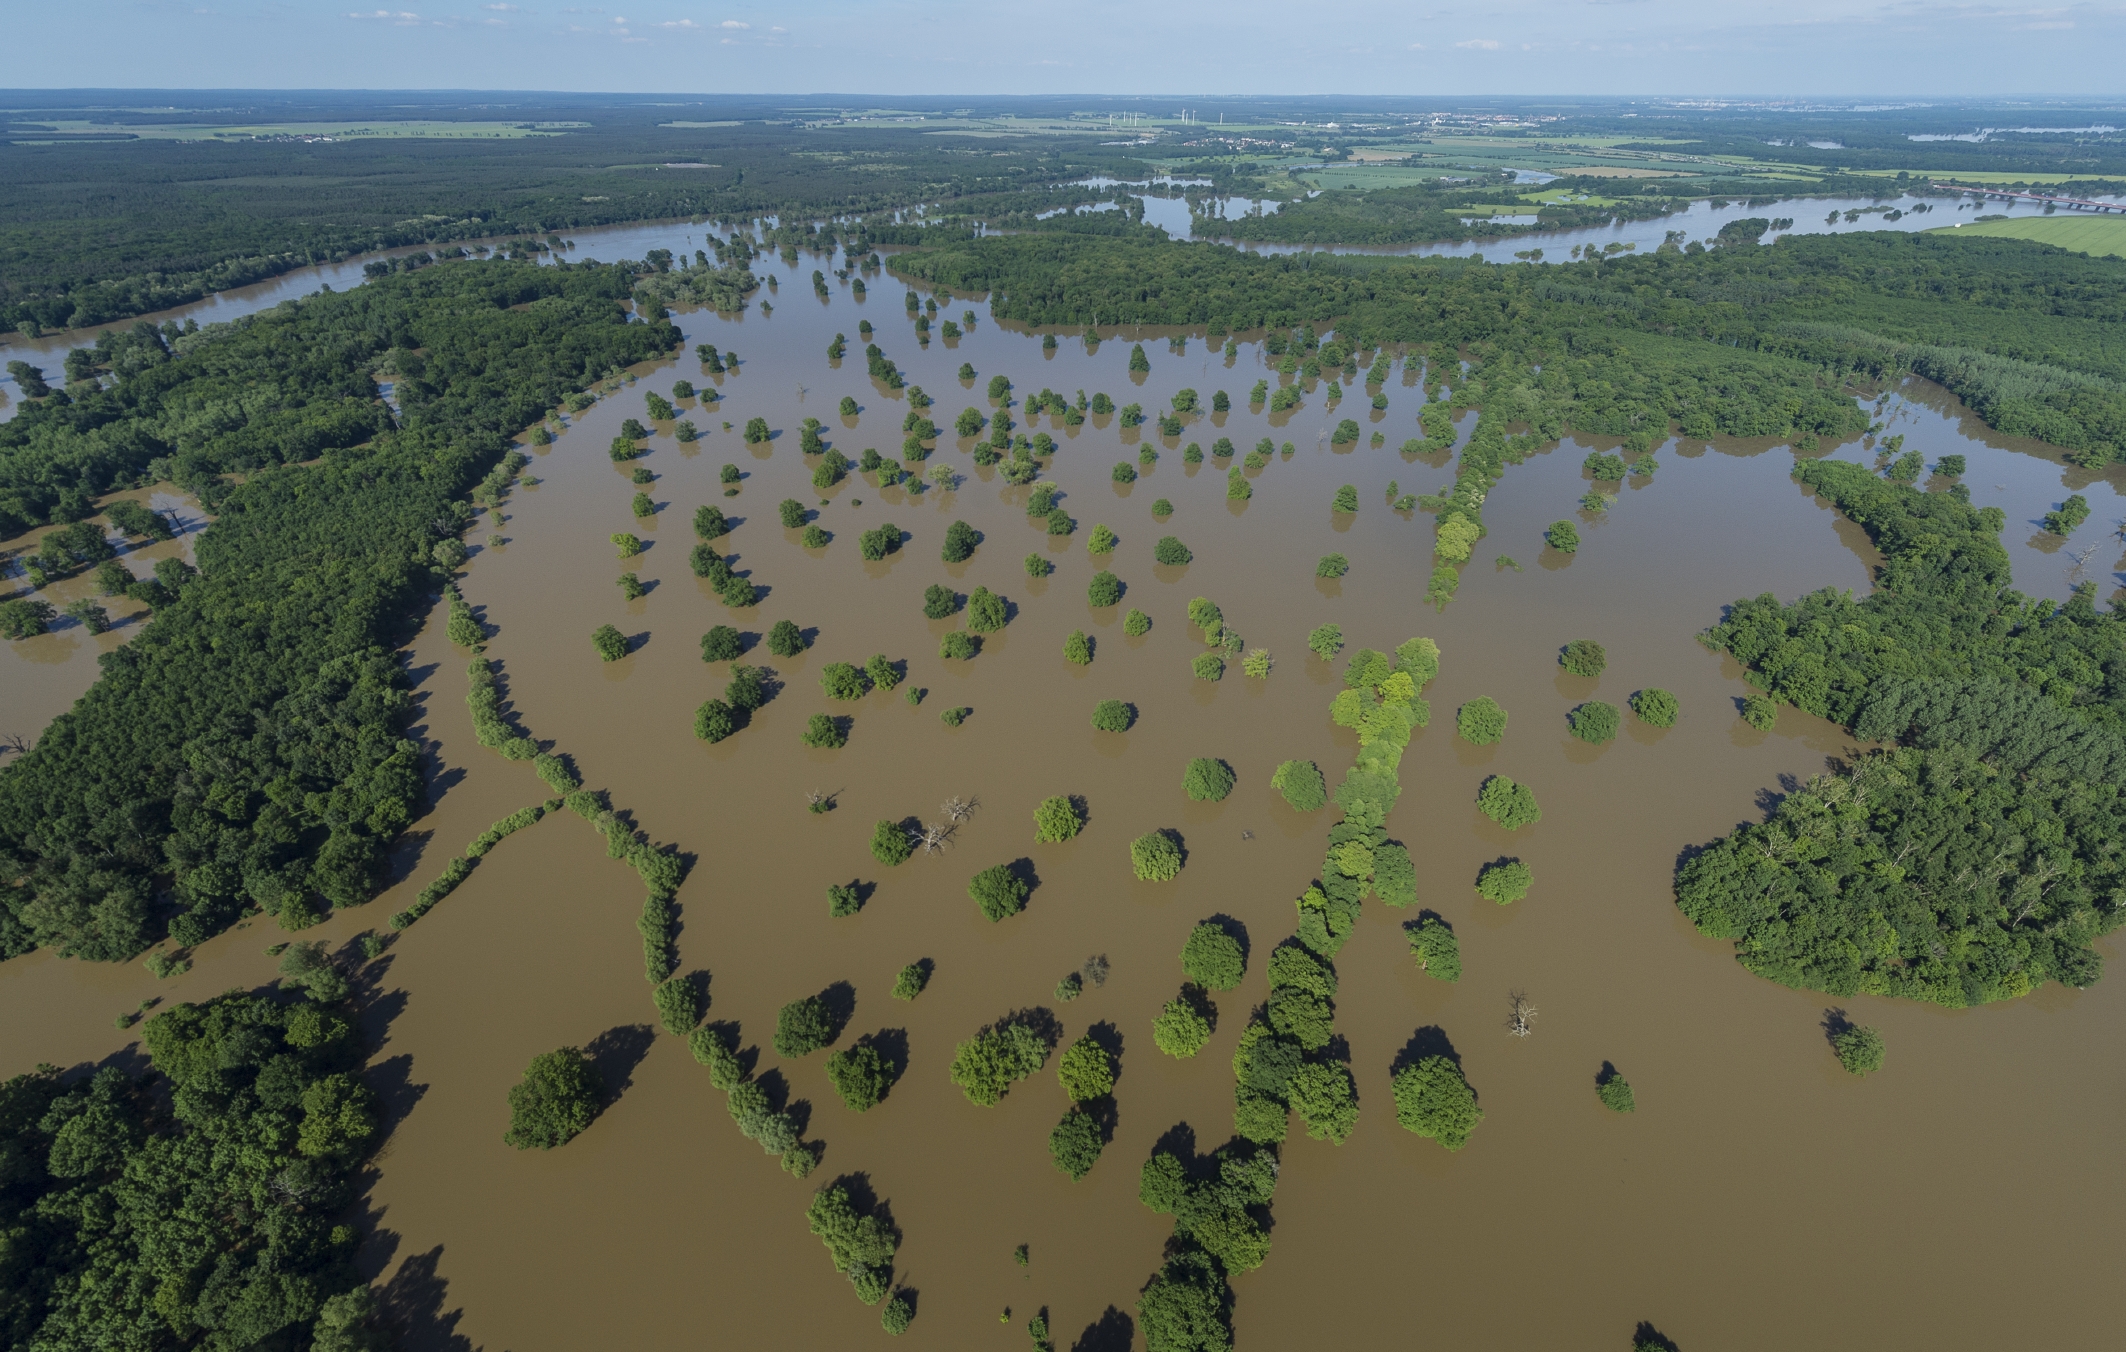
[9,1,2124,96]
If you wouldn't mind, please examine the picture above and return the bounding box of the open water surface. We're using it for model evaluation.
[1,245,2123,1350]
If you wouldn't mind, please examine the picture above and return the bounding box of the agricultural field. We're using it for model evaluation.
[1934,212,2126,257]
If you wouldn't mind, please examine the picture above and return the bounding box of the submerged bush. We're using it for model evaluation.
[1271,760,1326,811]
[1456,696,1507,745]
[591,624,628,662]
[1741,693,1780,731]
[826,1039,897,1112]
[1049,1107,1106,1180]
[1190,652,1224,682]
[1407,917,1461,982]
[694,698,735,743]
[1477,776,1541,830]
[1391,1055,1482,1151]
[801,714,847,749]
[820,662,867,701]
[1596,1067,1636,1112]
[871,819,912,866]
[891,961,930,1001]
[968,863,1031,922]
[1057,1033,1116,1102]
[1087,571,1123,607]
[967,586,1007,632]
[1131,831,1183,882]
[1569,700,1621,744]
[1476,859,1533,904]
[1152,989,1213,1058]
[1631,687,1680,727]
[948,1017,1053,1106]
[1064,629,1093,665]
[1546,520,1580,552]
[922,583,958,619]
[1316,553,1349,579]
[1183,758,1235,802]
[774,994,839,1057]
[1123,608,1151,637]
[504,1048,604,1150]
[1034,795,1082,843]
[1091,699,1133,732]
[1182,924,1245,991]
[942,519,980,563]
[938,631,979,660]
[1559,639,1607,677]
[767,619,808,658]
[1832,1024,1885,1075]
[1154,535,1192,565]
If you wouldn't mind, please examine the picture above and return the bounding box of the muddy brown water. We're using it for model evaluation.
[3,250,2123,1351]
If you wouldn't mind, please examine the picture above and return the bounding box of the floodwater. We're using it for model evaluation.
[0,486,203,746]
[3,245,2124,1352]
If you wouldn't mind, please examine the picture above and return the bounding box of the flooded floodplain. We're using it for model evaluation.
[2,244,2124,1351]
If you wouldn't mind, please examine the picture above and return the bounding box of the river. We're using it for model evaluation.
[1,240,2122,1351]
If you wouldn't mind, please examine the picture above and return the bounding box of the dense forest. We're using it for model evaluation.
[0,258,675,959]
[0,104,1143,335]
[1679,460,2126,1004]
[0,976,388,1350]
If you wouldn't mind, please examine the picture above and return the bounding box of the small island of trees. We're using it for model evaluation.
[505,1047,605,1150]
[1131,831,1183,881]
[1453,696,1504,744]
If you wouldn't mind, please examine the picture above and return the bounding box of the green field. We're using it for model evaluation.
[1933,214,2126,257]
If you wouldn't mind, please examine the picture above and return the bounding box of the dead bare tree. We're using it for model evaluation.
[1081,954,1111,988]
[916,821,956,855]
[2066,540,2103,587]
[0,733,28,759]
[941,796,978,824]
[1506,990,1538,1039]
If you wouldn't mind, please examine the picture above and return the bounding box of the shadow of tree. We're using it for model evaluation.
[585,1023,657,1101]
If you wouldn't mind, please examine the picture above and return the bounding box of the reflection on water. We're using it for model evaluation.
[2,244,2122,1351]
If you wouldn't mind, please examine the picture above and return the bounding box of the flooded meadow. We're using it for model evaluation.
[3,242,2124,1351]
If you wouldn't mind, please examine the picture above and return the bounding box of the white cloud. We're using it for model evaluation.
[720,18,748,27]
[1455,37,1501,48]
[482,2,517,10]
[347,9,422,22]
[770,24,786,31]
[658,17,700,27]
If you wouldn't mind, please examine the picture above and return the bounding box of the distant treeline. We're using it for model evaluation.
[0,119,1147,335]
[0,258,676,960]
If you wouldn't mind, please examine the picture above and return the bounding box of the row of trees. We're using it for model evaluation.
[1131,632,1476,1350]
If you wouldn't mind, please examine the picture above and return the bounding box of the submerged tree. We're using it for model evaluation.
[1391,1055,1482,1151]
[504,1048,604,1150]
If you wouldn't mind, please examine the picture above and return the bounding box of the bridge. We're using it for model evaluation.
[1930,182,2126,213]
